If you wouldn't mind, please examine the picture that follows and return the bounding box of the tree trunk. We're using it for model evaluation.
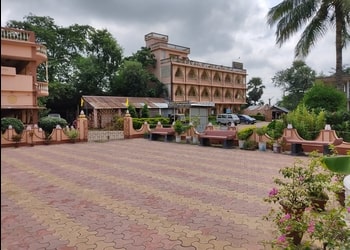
[335,4,344,91]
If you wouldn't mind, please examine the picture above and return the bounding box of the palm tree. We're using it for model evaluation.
[247,77,265,105]
[267,0,350,90]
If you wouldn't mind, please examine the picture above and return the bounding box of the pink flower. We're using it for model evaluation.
[269,187,278,197]
[307,221,315,233]
[277,235,286,243]
[279,213,291,223]
[347,207,350,213]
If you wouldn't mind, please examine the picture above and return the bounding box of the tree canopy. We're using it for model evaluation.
[267,0,350,89]
[4,14,167,120]
[246,77,265,105]
[272,60,316,110]
[302,82,347,112]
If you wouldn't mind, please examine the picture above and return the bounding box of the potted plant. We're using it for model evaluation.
[263,159,312,247]
[303,154,332,211]
[255,126,267,151]
[237,127,254,149]
[266,120,284,153]
[173,120,184,143]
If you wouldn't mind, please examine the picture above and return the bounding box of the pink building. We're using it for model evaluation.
[1,27,49,124]
[145,32,247,114]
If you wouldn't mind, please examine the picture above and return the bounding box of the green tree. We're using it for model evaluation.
[5,14,123,118]
[141,104,150,118]
[286,104,326,140]
[246,77,265,105]
[112,61,149,97]
[302,82,347,112]
[273,60,315,110]
[127,104,137,118]
[123,47,168,98]
[124,47,156,69]
[267,0,350,90]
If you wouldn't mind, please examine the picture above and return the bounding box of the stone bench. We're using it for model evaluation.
[283,128,343,155]
[198,129,237,149]
[149,127,175,142]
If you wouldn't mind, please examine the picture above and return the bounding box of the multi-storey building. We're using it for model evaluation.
[145,32,247,114]
[1,27,49,124]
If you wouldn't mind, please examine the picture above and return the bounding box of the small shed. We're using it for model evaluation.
[243,104,289,121]
[81,96,169,128]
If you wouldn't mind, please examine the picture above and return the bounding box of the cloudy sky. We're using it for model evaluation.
[2,0,349,104]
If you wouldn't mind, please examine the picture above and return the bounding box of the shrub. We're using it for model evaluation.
[243,140,257,150]
[65,129,79,139]
[237,126,254,140]
[38,116,68,136]
[1,117,24,134]
[286,104,326,140]
[266,120,285,141]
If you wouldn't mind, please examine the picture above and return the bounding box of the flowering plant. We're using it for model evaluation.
[264,154,350,248]
[264,159,311,213]
[308,205,350,249]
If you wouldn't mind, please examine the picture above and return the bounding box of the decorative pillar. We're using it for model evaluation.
[77,111,88,141]
[123,111,132,139]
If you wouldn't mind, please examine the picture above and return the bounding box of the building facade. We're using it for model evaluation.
[145,32,247,115]
[1,27,49,124]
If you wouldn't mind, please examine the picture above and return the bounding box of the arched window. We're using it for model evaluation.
[188,69,197,80]
[201,88,209,97]
[225,75,231,83]
[214,89,221,98]
[175,86,184,96]
[201,71,209,81]
[235,90,243,99]
[236,76,241,84]
[225,90,232,98]
[188,86,197,97]
[175,68,183,77]
[213,72,221,82]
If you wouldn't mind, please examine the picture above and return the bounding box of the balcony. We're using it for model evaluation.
[36,81,49,97]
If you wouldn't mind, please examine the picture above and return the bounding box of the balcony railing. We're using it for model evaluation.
[161,57,246,73]
[36,81,49,97]
[1,27,35,42]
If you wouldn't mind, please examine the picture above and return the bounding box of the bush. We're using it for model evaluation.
[286,104,325,140]
[237,127,254,140]
[1,117,24,134]
[38,116,68,136]
[266,120,285,141]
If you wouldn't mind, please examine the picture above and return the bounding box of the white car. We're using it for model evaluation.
[216,113,240,126]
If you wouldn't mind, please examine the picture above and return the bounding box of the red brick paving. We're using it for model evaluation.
[1,139,305,249]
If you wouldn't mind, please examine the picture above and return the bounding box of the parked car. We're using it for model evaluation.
[216,113,240,126]
[238,114,256,124]
[47,113,61,118]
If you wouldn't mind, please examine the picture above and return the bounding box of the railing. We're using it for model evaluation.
[1,27,35,42]
[36,45,47,56]
[150,42,190,53]
[161,57,247,73]
[36,81,49,96]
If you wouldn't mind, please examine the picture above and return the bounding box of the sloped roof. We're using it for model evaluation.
[82,96,169,109]
[244,104,289,113]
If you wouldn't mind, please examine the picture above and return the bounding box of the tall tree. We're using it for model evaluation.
[272,60,316,110]
[246,77,265,105]
[112,60,149,97]
[302,82,346,112]
[267,0,350,90]
[5,14,123,117]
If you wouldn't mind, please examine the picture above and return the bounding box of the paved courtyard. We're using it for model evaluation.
[1,139,304,250]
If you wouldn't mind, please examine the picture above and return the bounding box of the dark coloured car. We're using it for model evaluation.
[238,114,256,124]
